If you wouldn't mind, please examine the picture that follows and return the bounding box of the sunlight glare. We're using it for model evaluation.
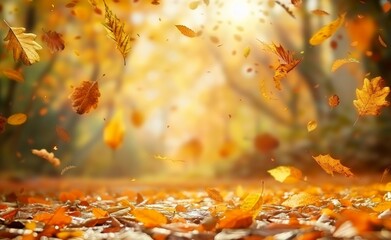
[223,0,252,23]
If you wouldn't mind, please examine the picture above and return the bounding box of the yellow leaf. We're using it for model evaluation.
[282,192,319,208]
[104,110,125,149]
[69,81,100,114]
[7,113,27,125]
[3,20,42,65]
[328,94,340,108]
[353,77,390,116]
[240,192,262,212]
[2,69,24,82]
[206,188,224,202]
[312,154,354,177]
[243,47,250,58]
[309,13,346,46]
[103,0,132,65]
[268,166,302,183]
[331,58,359,72]
[132,208,167,228]
[175,25,198,38]
[189,1,200,9]
[307,120,317,132]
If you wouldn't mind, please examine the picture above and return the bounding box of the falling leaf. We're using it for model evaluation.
[254,133,279,153]
[243,47,250,58]
[378,35,387,48]
[291,0,301,7]
[203,0,209,5]
[353,77,390,116]
[3,20,42,65]
[32,149,61,167]
[33,207,71,227]
[260,42,301,90]
[41,30,65,53]
[69,81,100,114]
[276,1,295,18]
[311,9,329,16]
[56,126,70,142]
[189,1,200,9]
[383,1,391,13]
[218,209,253,229]
[103,0,132,65]
[130,110,144,128]
[240,192,263,212]
[268,166,302,183]
[307,120,317,132]
[313,154,354,177]
[92,208,109,218]
[0,115,6,133]
[7,113,27,125]
[206,188,224,202]
[218,140,236,158]
[328,94,340,108]
[282,192,319,208]
[175,25,198,38]
[309,13,346,45]
[2,69,24,82]
[132,208,167,228]
[331,58,359,72]
[104,110,125,149]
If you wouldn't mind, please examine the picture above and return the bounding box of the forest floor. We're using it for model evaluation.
[0,176,391,239]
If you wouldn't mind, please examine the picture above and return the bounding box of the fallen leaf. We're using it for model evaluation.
[260,42,301,90]
[132,208,167,228]
[331,58,359,72]
[328,94,340,108]
[309,13,346,45]
[175,25,198,38]
[206,188,224,202]
[240,192,263,212]
[104,110,125,149]
[268,166,302,183]
[313,154,354,177]
[353,77,390,116]
[42,30,65,53]
[33,206,71,227]
[7,113,27,125]
[282,192,319,208]
[218,209,253,229]
[3,20,42,65]
[307,120,317,132]
[2,69,24,82]
[311,9,329,16]
[69,81,100,114]
[103,0,132,65]
[92,207,109,218]
[32,149,61,167]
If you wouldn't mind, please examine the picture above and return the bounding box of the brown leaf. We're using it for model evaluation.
[313,154,354,177]
[2,69,24,82]
[353,77,390,116]
[311,9,329,16]
[175,25,198,38]
[254,133,279,153]
[69,81,100,114]
[42,30,65,53]
[3,20,42,65]
[291,0,302,7]
[32,149,61,167]
[218,209,253,229]
[276,1,295,18]
[56,126,70,142]
[309,13,346,45]
[7,113,27,125]
[132,208,167,228]
[328,94,340,108]
[206,188,224,202]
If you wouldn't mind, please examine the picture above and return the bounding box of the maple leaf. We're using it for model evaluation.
[260,42,301,90]
[32,149,61,167]
[353,77,390,116]
[103,0,132,65]
[42,30,65,53]
[309,13,346,45]
[3,20,42,65]
[69,81,100,114]
[313,154,354,177]
[104,110,125,149]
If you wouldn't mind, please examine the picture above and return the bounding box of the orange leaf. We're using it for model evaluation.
[42,30,65,53]
[331,58,359,72]
[268,166,302,183]
[175,25,198,38]
[59,190,84,202]
[309,13,346,45]
[69,81,100,114]
[218,209,253,229]
[34,207,72,227]
[311,9,329,16]
[104,110,125,149]
[307,120,317,132]
[132,208,167,228]
[7,113,27,125]
[92,207,109,218]
[2,69,24,82]
[282,192,319,208]
[254,133,279,153]
[353,77,390,116]
[206,188,224,202]
[130,110,144,128]
[312,154,354,177]
[328,94,340,108]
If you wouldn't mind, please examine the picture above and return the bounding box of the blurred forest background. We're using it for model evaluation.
[0,0,390,180]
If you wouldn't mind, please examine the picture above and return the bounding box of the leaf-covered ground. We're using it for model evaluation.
[1,178,391,239]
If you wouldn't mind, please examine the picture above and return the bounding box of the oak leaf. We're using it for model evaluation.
[268,166,302,183]
[42,30,65,53]
[328,94,340,108]
[309,13,346,45]
[2,69,24,82]
[175,25,198,38]
[7,113,27,125]
[3,20,42,65]
[104,110,125,149]
[132,208,167,228]
[353,77,390,116]
[32,149,61,167]
[313,154,354,177]
[69,81,100,114]
[261,42,301,90]
[103,0,132,65]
